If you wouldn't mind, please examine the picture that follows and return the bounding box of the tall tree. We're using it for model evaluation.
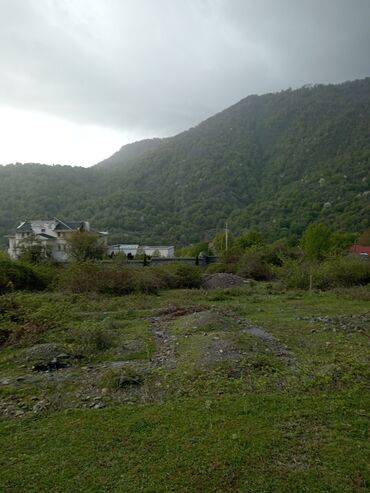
[301,224,332,260]
[66,231,106,261]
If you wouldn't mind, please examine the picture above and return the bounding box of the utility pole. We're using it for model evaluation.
[225,222,229,251]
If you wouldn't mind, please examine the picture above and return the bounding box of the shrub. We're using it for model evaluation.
[133,268,168,293]
[237,250,274,281]
[277,256,370,290]
[159,263,202,288]
[58,262,202,294]
[100,265,139,295]
[275,259,310,289]
[71,322,116,354]
[0,260,47,294]
[58,262,100,293]
[315,256,370,289]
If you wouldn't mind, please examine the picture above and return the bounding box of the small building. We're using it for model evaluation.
[7,218,107,262]
[107,244,175,258]
[349,245,370,257]
[108,244,139,257]
[142,245,175,258]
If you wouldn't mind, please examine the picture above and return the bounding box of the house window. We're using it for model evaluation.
[41,228,45,233]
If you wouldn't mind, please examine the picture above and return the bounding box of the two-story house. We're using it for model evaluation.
[7,217,108,262]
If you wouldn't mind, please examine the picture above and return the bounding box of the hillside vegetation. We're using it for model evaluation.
[1,78,369,246]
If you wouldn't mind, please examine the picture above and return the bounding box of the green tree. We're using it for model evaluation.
[357,229,370,246]
[330,230,358,255]
[177,241,210,257]
[237,229,264,249]
[211,231,235,255]
[66,231,106,261]
[301,224,332,260]
[19,234,51,263]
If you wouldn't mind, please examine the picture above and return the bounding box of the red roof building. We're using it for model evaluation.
[350,245,370,255]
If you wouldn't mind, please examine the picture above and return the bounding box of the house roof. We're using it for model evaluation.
[143,246,174,249]
[350,245,370,255]
[110,244,139,248]
[54,218,83,231]
[16,221,33,232]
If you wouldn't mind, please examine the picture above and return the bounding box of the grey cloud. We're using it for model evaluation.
[0,0,369,137]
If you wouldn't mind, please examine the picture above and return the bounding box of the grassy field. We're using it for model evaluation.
[0,283,369,492]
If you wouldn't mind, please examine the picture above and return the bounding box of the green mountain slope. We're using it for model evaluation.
[1,78,369,247]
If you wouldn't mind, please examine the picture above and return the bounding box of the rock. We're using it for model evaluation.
[33,400,47,413]
[23,343,77,372]
[23,343,65,362]
[93,401,106,410]
[14,410,25,417]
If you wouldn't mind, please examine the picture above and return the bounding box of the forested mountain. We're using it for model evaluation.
[1,78,369,247]
[95,138,164,170]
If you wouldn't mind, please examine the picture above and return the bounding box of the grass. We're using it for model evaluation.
[1,393,368,492]
[0,283,369,492]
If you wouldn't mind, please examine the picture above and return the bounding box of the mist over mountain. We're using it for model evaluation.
[1,78,369,247]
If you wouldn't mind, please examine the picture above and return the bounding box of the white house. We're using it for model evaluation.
[7,217,108,262]
[142,245,175,258]
[108,244,175,258]
[108,244,139,257]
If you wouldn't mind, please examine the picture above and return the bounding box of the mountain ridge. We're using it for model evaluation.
[0,77,369,247]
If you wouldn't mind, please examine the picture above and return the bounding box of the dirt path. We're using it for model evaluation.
[0,310,294,389]
[149,316,177,368]
[241,323,295,366]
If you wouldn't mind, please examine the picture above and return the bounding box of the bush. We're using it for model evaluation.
[275,259,310,289]
[100,266,139,295]
[315,257,370,289]
[276,256,370,290]
[71,322,116,354]
[158,264,202,289]
[237,250,274,281]
[206,243,299,280]
[0,260,47,294]
[58,262,100,293]
[58,262,202,294]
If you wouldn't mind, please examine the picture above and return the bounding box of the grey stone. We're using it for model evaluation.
[33,400,47,413]
[93,401,106,410]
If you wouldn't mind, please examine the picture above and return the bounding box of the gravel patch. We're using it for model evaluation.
[202,273,248,290]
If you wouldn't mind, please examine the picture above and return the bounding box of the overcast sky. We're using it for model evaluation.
[1,0,369,167]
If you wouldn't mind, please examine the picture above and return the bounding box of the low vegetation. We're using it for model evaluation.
[0,260,369,492]
[0,221,369,492]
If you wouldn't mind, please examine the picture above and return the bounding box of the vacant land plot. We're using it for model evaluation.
[0,283,369,492]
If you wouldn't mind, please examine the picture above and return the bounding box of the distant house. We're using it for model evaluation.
[7,218,108,262]
[349,244,370,257]
[108,244,175,258]
[142,245,175,258]
[108,244,139,257]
